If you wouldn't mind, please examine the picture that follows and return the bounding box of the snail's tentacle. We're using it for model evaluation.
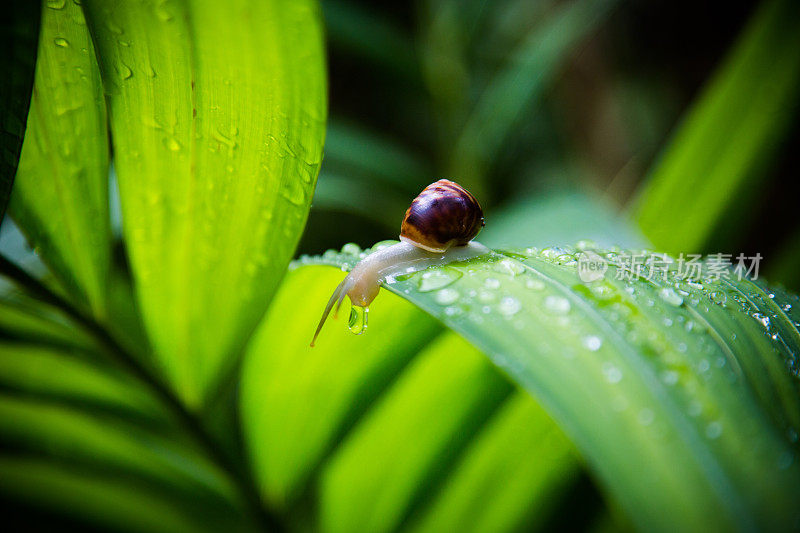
[311,277,348,347]
[333,276,352,318]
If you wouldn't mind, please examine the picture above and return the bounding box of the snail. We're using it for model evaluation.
[311,179,488,346]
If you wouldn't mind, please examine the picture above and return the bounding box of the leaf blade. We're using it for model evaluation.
[83,0,327,405]
[633,0,800,252]
[9,0,111,316]
[296,243,800,531]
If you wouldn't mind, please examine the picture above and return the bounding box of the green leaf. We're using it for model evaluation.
[82,0,327,405]
[324,119,430,194]
[0,341,164,422]
[0,291,95,350]
[285,242,800,531]
[447,0,618,190]
[9,0,111,317]
[322,0,418,81]
[406,391,579,533]
[480,189,647,250]
[241,259,581,532]
[0,1,40,222]
[0,456,243,533]
[633,0,800,253]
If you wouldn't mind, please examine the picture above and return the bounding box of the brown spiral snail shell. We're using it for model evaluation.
[311,179,488,346]
[400,179,485,252]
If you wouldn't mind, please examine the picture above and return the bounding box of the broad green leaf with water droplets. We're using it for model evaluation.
[290,242,800,531]
[83,0,326,405]
[634,0,800,253]
[10,1,111,317]
[240,258,579,531]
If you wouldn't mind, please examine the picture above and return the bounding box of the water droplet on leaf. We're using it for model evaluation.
[418,268,462,292]
[434,288,460,306]
[544,295,571,314]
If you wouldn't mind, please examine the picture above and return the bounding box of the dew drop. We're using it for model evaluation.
[348,305,368,335]
[525,278,545,291]
[637,408,655,425]
[53,37,70,48]
[544,295,571,314]
[494,258,524,276]
[444,306,461,317]
[434,288,460,306]
[752,312,771,330]
[658,287,683,307]
[705,421,722,439]
[661,370,679,385]
[498,296,521,316]
[477,290,495,303]
[341,242,361,256]
[484,277,500,290]
[117,63,133,80]
[583,335,603,351]
[163,137,181,151]
[418,268,462,292]
[709,290,727,306]
[602,362,623,384]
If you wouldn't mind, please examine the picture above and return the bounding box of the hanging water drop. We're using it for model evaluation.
[348,305,368,335]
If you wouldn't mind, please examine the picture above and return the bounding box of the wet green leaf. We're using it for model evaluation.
[447,0,619,190]
[287,242,800,531]
[10,0,111,316]
[633,0,800,253]
[83,0,327,406]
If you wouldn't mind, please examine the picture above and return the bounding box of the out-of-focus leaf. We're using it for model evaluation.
[324,120,430,194]
[407,392,579,533]
[83,0,326,406]
[633,0,800,253]
[0,390,252,533]
[0,1,39,222]
[0,291,94,350]
[10,0,110,317]
[481,189,647,250]
[0,456,244,533]
[767,227,800,292]
[312,173,409,230]
[0,341,163,422]
[241,262,582,532]
[0,394,237,501]
[448,0,618,190]
[318,334,512,532]
[322,0,418,80]
[294,242,800,531]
